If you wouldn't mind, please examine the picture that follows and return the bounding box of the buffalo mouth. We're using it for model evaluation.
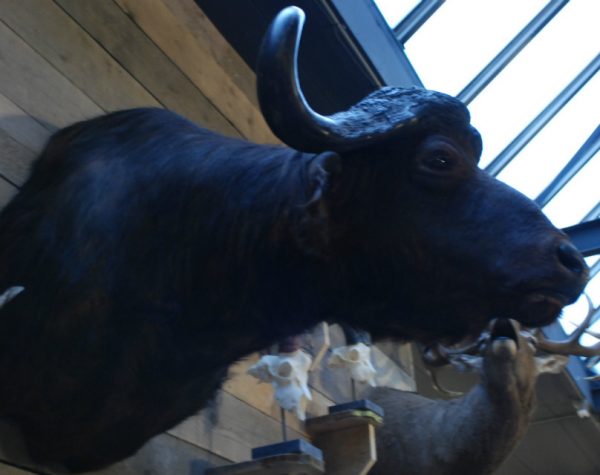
[512,290,571,327]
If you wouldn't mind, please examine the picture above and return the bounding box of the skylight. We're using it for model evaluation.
[374,0,599,225]
[397,1,548,96]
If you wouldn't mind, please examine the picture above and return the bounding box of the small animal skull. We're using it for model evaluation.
[328,342,377,386]
[247,350,312,419]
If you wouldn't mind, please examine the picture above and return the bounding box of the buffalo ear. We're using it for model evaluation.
[294,151,341,257]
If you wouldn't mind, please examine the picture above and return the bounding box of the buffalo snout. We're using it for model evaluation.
[513,236,588,328]
[555,241,587,280]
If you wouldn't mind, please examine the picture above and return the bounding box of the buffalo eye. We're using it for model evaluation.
[421,153,453,172]
[412,137,470,190]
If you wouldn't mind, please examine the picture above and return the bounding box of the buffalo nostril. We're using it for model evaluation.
[556,242,586,276]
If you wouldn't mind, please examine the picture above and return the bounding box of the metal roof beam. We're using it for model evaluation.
[458,0,568,105]
[590,259,600,279]
[535,125,600,208]
[564,218,600,257]
[583,202,600,223]
[393,0,445,45]
[486,53,600,176]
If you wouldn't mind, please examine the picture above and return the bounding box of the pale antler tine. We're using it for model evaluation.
[586,354,600,368]
[426,365,463,397]
[421,337,484,372]
[560,318,600,341]
[568,294,596,343]
[421,343,451,368]
[535,294,600,358]
[420,339,482,396]
[437,335,485,358]
[585,329,600,339]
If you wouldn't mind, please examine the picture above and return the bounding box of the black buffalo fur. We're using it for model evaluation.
[0,107,585,471]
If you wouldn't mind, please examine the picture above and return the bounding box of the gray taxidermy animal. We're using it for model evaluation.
[368,319,567,475]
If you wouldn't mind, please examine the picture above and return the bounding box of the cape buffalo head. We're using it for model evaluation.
[257,7,588,343]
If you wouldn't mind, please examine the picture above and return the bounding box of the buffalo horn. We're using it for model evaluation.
[257,7,421,153]
[0,286,24,308]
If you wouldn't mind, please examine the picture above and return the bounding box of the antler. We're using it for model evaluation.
[421,298,600,392]
[420,336,487,397]
[534,294,600,358]
[421,335,485,368]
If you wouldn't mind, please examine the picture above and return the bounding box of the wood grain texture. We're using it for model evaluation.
[113,0,277,144]
[161,0,259,108]
[0,20,101,129]
[0,0,158,112]
[0,128,36,186]
[314,424,376,475]
[0,93,52,153]
[54,0,239,137]
[307,411,380,475]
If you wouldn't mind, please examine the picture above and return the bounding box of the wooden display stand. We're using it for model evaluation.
[306,400,383,475]
[205,400,382,475]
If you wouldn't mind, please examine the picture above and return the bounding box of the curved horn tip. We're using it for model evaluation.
[0,286,25,307]
[257,5,337,152]
[261,6,305,60]
[280,5,305,20]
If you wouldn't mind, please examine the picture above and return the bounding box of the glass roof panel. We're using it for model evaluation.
[562,293,590,327]
[466,1,600,167]
[373,0,420,28]
[586,272,600,308]
[541,150,600,228]
[586,256,600,268]
[495,74,600,198]
[401,1,546,96]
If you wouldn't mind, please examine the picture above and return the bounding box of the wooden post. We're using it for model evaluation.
[306,409,382,475]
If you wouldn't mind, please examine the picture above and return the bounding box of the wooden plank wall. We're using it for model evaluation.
[0,0,276,200]
[0,2,414,474]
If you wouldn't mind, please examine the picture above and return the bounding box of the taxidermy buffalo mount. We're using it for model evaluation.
[0,6,588,472]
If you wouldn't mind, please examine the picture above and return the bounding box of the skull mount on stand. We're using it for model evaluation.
[302,325,384,475]
[207,334,325,475]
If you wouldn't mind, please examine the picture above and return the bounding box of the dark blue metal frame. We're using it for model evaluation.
[331,0,423,87]
[564,219,600,257]
[485,53,600,176]
[584,202,600,222]
[393,0,445,44]
[590,259,600,280]
[458,0,568,105]
[535,125,600,207]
